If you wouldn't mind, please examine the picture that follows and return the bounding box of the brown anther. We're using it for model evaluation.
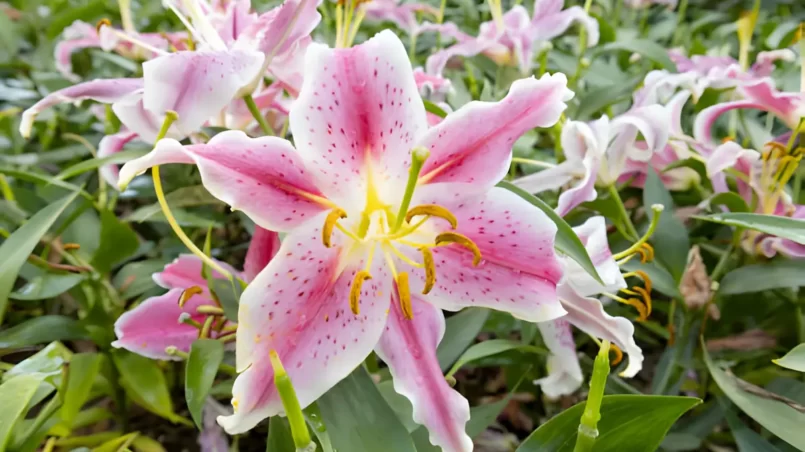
[349,271,372,315]
[419,247,436,294]
[636,243,654,263]
[96,18,112,33]
[322,208,348,248]
[396,272,414,320]
[435,231,482,266]
[615,292,649,321]
[631,286,652,317]
[624,270,652,294]
[179,286,204,307]
[610,343,624,366]
[63,243,81,251]
[405,204,458,229]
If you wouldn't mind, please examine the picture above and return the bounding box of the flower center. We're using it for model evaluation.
[758,141,803,214]
[320,148,483,319]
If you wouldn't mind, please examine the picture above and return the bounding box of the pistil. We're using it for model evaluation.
[393,147,430,232]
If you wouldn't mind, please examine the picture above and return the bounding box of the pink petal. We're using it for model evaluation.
[417,74,572,191]
[111,90,165,142]
[405,185,565,322]
[558,284,643,377]
[751,49,795,78]
[54,21,101,82]
[118,130,329,232]
[376,296,472,452]
[413,67,452,98]
[534,319,583,398]
[142,50,265,136]
[236,0,322,60]
[705,141,756,194]
[153,254,240,290]
[97,130,139,188]
[531,1,599,47]
[424,37,501,78]
[288,30,428,209]
[555,155,599,217]
[563,217,626,296]
[20,78,144,138]
[218,214,392,434]
[243,226,281,282]
[512,161,579,194]
[112,288,217,360]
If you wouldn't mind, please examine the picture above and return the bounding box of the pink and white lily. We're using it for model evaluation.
[537,217,643,398]
[118,30,572,451]
[361,0,439,35]
[423,0,598,76]
[112,226,280,359]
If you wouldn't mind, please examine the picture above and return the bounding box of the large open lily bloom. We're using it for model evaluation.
[118,30,572,451]
[113,227,280,359]
[536,217,643,398]
[514,104,669,216]
[423,0,598,76]
[695,78,805,145]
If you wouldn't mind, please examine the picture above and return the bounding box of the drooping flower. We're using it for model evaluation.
[536,217,644,398]
[422,0,598,76]
[112,227,279,359]
[514,103,669,216]
[118,30,573,451]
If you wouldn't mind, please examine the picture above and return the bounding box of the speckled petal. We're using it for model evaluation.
[375,296,472,452]
[219,213,391,434]
[243,226,281,282]
[289,30,428,209]
[118,130,330,232]
[417,74,572,192]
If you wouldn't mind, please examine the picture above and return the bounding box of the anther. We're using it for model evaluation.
[179,286,204,307]
[610,344,624,366]
[63,243,81,251]
[322,208,347,248]
[397,272,414,320]
[624,270,652,294]
[405,205,458,229]
[420,247,436,294]
[96,18,112,33]
[196,305,225,316]
[349,271,372,315]
[435,232,482,266]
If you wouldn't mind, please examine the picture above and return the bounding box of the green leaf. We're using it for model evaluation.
[497,181,603,284]
[267,416,295,452]
[92,432,139,452]
[0,316,87,349]
[318,366,416,452]
[695,212,805,245]
[10,273,87,301]
[446,339,544,378]
[0,167,94,203]
[57,148,148,180]
[209,278,242,322]
[45,0,106,38]
[112,351,189,426]
[517,395,700,452]
[422,100,447,119]
[703,343,805,450]
[718,259,805,295]
[708,192,751,214]
[723,402,781,452]
[573,77,642,120]
[60,353,104,431]
[437,308,490,371]
[594,40,677,71]
[0,374,46,451]
[0,191,79,323]
[125,186,222,223]
[91,209,139,273]
[620,260,682,299]
[3,342,72,383]
[773,343,805,372]
[185,339,224,429]
[113,259,169,299]
[643,169,689,283]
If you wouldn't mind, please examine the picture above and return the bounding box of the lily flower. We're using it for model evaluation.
[423,0,598,76]
[514,104,669,216]
[113,226,280,359]
[361,0,439,35]
[536,217,644,398]
[118,31,573,450]
[624,0,677,8]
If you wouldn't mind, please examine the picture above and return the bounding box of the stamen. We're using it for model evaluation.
[610,343,624,366]
[397,272,414,320]
[623,270,652,294]
[420,247,436,294]
[405,204,458,229]
[322,208,348,248]
[605,292,649,321]
[435,231,482,266]
[63,243,81,251]
[393,147,430,232]
[623,287,652,317]
[199,315,215,338]
[349,271,372,315]
[335,2,345,48]
[96,18,112,33]
[196,305,225,316]
[612,204,664,261]
[179,286,204,307]
[487,0,505,29]
[384,241,424,268]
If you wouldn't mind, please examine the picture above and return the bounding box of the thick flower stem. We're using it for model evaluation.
[151,112,234,280]
[607,184,640,241]
[244,94,275,136]
[574,340,611,452]
[270,351,315,451]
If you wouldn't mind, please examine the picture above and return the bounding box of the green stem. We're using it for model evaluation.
[612,0,622,29]
[574,340,610,452]
[607,184,639,240]
[270,351,313,450]
[671,0,689,45]
[710,244,734,282]
[613,204,664,260]
[244,94,275,136]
